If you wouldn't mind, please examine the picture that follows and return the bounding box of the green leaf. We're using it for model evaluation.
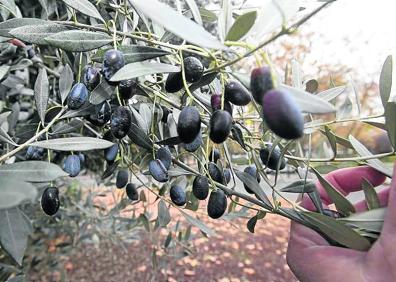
[51,119,83,135]
[385,101,396,149]
[0,127,17,146]
[127,123,153,150]
[61,0,104,22]
[9,23,68,45]
[34,68,49,125]
[45,30,111,52]
[280,179,316,193]
[280,84,336,114]
[0,208,32,265]
[316,85,346,101]
[362,178,380,210]
[231,124,246,150]
[0,161,68,182]
[349,135,392,177]
[110,62,180,82]
[199,8,217,23]
[0,18,47,37]
[59,64,74,104]
[301,211,371,251]
[235,170,272,210]
[31,137,114,151]
[247,215,257,233]
[0,179,37,209]
[89,80,115,105]
[379,55,393,109]
[339,208,385,233]
[158,200,171,227]
[312,168,355,216]
[0,65,10,81]
[225,11,257,41]
[180,211,215,236]
[324,125,337,156]
[129,0,226,50]
[185,0,203,25]
[167,167,193,177]
[91,45,171,64]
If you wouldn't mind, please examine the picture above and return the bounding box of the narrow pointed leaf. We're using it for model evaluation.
[61,0,104,21]
[0,179,37,209]
[59,64,74,104]
[158,200,171,227]
[9,23,68,44]
[235,170,272,209]
[89,80,115,105]
[225,11,257,41]
[180,211,215,236]
[385,101,396,149]
[0,18,47,37]
[185,0,203,25]
[110,62,180,82]
[379,55,392,108]
[324,125,337,156]
[247,215,257,233]
[362,178,380,210]
[280,179,316,193]
[31,137,114,151]
[316,85,346,101]
[34,68,49,124]
[0,65,10,81]
[127,123,153,150]
[0,161,68,182]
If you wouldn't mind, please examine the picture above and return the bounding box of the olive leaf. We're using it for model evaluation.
[59,64,74,104]
[316,85,346,101]
[385,101,396,149]
[45,30,112,52]
[110,62,180,82]
[247,215,257,233]
[301,211,371,251]
[185,0,203,25]
[31,137,114,151]
[61,0,104,22]
[379,55,392,109]
[0,65,10,81]
[231,124,246,150]
[9,23,68,45]
[129,0,226,50]
[362,178,380,210]
[89,80,115,105]
[349,135,392,177]
[101,160,120,180]
[0,127,17,146]
[0,208,32,265]
[235,170,272,210]
[158,200,171,227]
[127,123,153,150]
[0,178,37,209]
[225,11,257,41]
[34,68,49,125]
[0,18,47,37]
[91,45,171,64]
[0,161,68,182]
[324,125,337,157]
[156,136,181,146]
[312,168,355,216]
[50,119,83,135]
[280,179,316,193]
[338,208,385,234]
[199,8,217,22]
[180,210,215,237]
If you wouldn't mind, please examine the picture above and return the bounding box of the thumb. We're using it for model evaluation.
[380,163,396,236]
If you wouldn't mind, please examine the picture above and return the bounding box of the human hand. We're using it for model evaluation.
[286,165,396,282]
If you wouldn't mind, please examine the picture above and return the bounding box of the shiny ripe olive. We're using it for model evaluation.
[26,146,45,160]
[161,106,170,123]
[184,131,203,152]
[119,79,138,100]
[207,190,227,219]
[41,187,60,216]
[116,169,128,188]
[63,155,81,177]
[83,66,101,91]
[126,183,139,201]
[223,169,231,184]
[156,147,172,170]
[165,72,183,93]
[259,145,286,171]
[170,185,187,206]
[192,175,209,200]
[177,106,201,143]
[207,162,223,184]
[250,66,274,104]
[262,89,304,140]
[110,106,131,139]
[209,110,233,144]
[89,101,111,126]
[224,80,251,106]
[209,148,220,163]
[102,49,125,82]
[67,83,89,110]
[243,166,261,194]
[105,143,119,163]
[183,56,204,83]
[210,94,233,116]
[149,159,169,183]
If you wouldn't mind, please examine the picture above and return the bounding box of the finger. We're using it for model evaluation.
[301,166,386,210]
[381,164,396,235]
[354,188,389,212]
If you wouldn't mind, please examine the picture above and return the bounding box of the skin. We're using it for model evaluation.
[287,165,396,282]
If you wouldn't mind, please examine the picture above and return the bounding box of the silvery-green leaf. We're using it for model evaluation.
[127,123,153,150]
[34,68,49,124]
[0,18,47,37]
[61,0,104,22]
[349,135,392,177]
[9,23,68,45]
[158,200,171,227]
[89,80,115,105]
[280,84,336,114]
[0,0,17,17]
[225,11,257,41]
[316,85,346,101]
[339,208,385,233]
[199,8,217,22]
[110,62,180,82]
[129,0,226,50]
[337,94,352,119]
[139,103,152,134]
[167,167,193,177]
[91,45,171,64]
[0,65,10,81]
[180,210,215,236]
[0,127,16,146]
[385,101,396,149]
[59,64,73,104]
[280,179,316,193]
[31,137,114,151]
[0,208,32,265]
[0,178,37,209]
[235,170,272,209]
[291,59,303,89]
[9,58,32,71]
[51,119,83,135]
[379,55,392,109]
[324,125,337,156]
[0,161,68,182]
[219,0,233,41]
[45,30,111,52]
[185,0,202,25]
[362,178,380,210]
